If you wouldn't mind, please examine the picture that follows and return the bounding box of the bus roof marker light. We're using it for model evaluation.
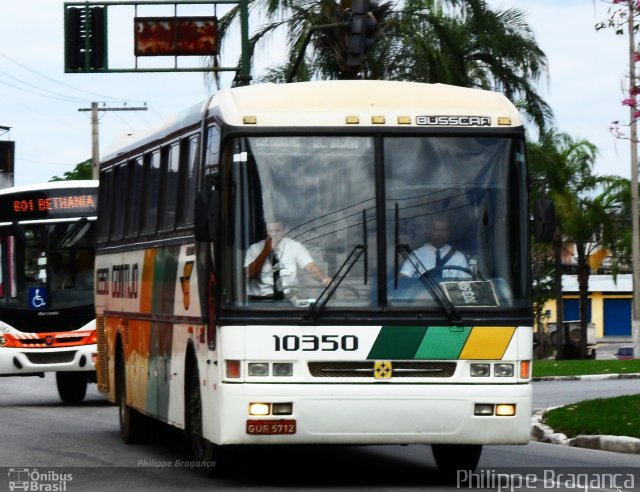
[346,116,360,124]
[497,117,512,126]
[243,116,257,124]
[371,116,385,124]
[397,116,411,124]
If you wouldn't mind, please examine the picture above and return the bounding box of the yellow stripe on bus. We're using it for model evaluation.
[459,327,516,360]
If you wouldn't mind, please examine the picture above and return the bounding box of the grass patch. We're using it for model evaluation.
[533,359,640,378]
[544,395,640,439]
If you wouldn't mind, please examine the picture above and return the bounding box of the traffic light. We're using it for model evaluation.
[346,0,379,67]
[65,6,107,72]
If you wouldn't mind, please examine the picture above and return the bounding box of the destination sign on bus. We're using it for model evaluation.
[0,188,98,221]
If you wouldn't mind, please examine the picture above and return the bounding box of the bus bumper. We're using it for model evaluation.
[0,344,97,375]
[213,383,532,445]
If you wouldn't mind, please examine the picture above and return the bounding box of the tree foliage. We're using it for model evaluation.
[49,159,92,182]
[529,130,630,358]
[212,0,553,132]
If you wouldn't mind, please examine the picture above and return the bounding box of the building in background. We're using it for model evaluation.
[0,126,15,189]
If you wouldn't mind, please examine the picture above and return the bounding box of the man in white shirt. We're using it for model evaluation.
[399,218,470,281]
[245,221,331,298]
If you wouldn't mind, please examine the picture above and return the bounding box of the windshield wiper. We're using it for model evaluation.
[302,209,369,321]
[56,217,88,250]
[392,203,459,321]
[303,244,365,321]
[395,244,460,322]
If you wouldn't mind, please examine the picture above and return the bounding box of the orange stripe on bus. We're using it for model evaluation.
[140,248,156,314]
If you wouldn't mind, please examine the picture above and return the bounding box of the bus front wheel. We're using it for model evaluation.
[56,371,88,404]
[431,444,482,475]
[186,362,228,477]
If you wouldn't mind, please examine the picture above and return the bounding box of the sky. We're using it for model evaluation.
[0,0,634,186]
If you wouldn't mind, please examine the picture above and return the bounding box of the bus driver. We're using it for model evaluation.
[399,217,470,281]
[244,221,332,299]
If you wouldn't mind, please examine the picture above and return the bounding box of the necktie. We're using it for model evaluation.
[435,248,442,268]
[272,252,284,300]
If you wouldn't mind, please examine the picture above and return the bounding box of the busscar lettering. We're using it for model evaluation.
[415,115,492,127]
[109,263,139,299]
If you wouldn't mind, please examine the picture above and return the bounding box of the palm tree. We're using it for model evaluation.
[529,130,628,358]
[211,0,552,132]
[378,0,552,131]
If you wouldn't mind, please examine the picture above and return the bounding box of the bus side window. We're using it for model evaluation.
[141,151,161,234]
[97,169,113,243]
[159,143,180,231]
[205,125,220,172]
[110,163,126,241]
[125,157,144,238]
[177,135,199,227]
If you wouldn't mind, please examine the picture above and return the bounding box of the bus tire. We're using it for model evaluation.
[116,351,147,444]
[55,371,88,404]
[185,360,225,477]
[431,444,482,476]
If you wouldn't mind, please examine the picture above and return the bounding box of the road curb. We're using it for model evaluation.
[531,408,640,454]
[533,372,640,382]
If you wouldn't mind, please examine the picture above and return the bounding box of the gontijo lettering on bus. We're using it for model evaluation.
[95,264,139,298]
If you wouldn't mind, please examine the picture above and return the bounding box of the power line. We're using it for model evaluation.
[0,51,145,105]
[0,74,88,103]
[0,69,90,103]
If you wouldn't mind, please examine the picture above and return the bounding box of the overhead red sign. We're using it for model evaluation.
[134,16,218,56]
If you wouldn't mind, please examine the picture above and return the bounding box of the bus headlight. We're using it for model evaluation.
[474,404,494,416]
[272,363,293,377]
[494,363,514,377]
[496,404,516,416]
[249,403,271,416]
[470,363,490,377]
[248,363,269,376]
[0,335,6,346]
[272,402,293,415]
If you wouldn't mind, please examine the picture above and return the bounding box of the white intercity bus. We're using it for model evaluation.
[95,81,533,475]
[0,180,98,403]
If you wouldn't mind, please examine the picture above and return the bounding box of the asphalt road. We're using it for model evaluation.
[1,374,639,492]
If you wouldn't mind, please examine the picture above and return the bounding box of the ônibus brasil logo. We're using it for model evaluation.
[8,468,73,491]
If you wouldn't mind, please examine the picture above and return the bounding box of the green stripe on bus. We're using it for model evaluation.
[367,326,427,359]
[414,326,471,359]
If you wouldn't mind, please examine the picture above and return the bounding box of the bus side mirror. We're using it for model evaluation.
[533,198,555,242]
[195,189,219,242]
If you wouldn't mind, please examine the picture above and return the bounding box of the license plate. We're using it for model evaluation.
[246,419,296,435]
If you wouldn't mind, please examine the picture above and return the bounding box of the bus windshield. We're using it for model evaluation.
[0,220,96,310]
[222,134,528,314]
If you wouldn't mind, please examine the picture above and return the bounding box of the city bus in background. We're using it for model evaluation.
[0,180,98,403]
[95,80,533,475]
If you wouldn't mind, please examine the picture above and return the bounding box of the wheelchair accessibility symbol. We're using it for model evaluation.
[29,287,48,309]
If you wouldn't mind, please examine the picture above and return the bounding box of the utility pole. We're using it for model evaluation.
[628,6,640,360]
[78,102,148,179]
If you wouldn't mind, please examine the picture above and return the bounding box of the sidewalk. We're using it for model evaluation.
[530,373,640,454]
